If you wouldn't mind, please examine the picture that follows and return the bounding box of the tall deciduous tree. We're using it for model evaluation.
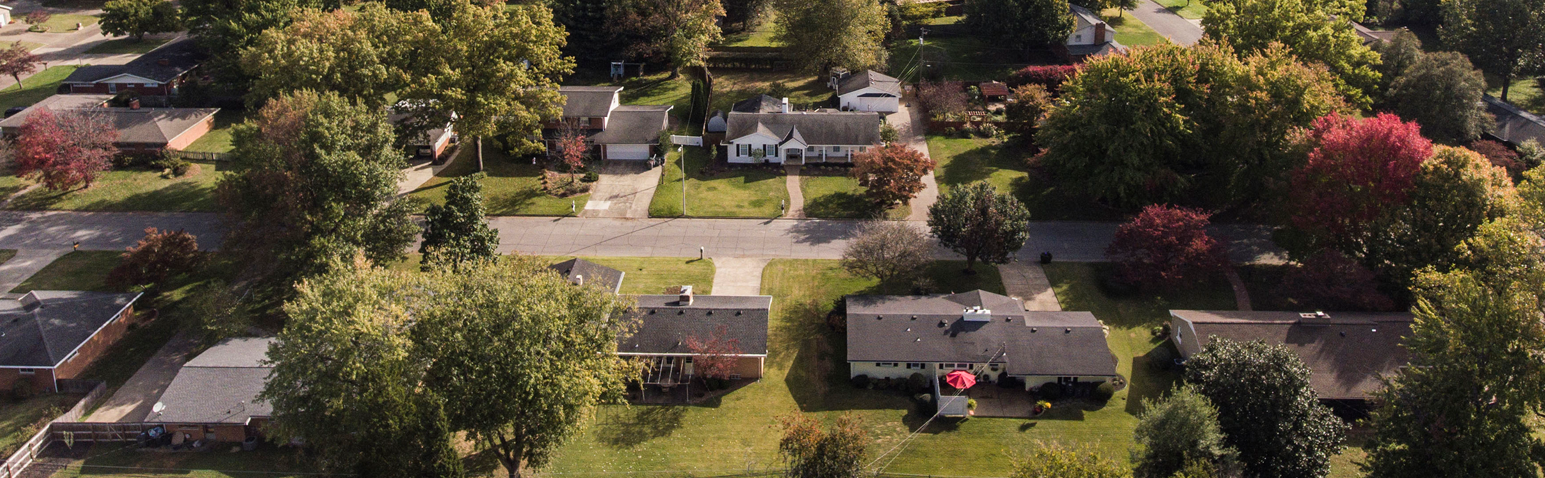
[1133,386,1237,478]
[0,41,41,89]
[1105,205,1229,290]
[241,5,435,107]
[1285,113,1431,255]
[773,0,889,73]
[606,0,723,77]
[420,173,499,271]
[1010,443,1130,478]
[12,109,118,191]
[100,0,182,42]
[215,91,417,296]
[851,144,935,207]
[182,0,333,82]
[777,413,869,478]
[107,227,201,292]
[1374,32,1493,144]
[1202,0,1382,106]
[927,182,1032,271]
[963,0,1073,55]
[1362,146,1514,287]
[1184,339,1347,478]
[841,220,933,285]
[1004,84,1052,125]
[1439,0,1545,102]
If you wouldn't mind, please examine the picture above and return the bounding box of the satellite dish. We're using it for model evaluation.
[152,402,165,414]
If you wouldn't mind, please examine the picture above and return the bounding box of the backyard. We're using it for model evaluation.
[571,68,833,128]
[183,109,247,154]
[45,446,313,478]
[649,146,787,217]
[407,147,589,216]
[3,161,226,212]
[1491,77,1544,116]
[927,135,1125,221]
[0,66,80,111]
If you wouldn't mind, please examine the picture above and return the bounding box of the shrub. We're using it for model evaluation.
[850,374,870,389]
[1039,382,1065,400]
[112,152,159,169]
[1007,64,1081,93]
[941,127,957,137]
[826,298,847,331]
[907,373,928,393]
[1467,139,1523,176]
[977,123,999,138]
[11,380,35,400]
[152,151,191,177]
[914,393,934,405]
[1147,345,1176,371]
[1105,205,1230,290]
[1517,139,1545,169]
[23,11,51,28]
[767,81,792,98]
[581,171,599,183]
[107,227,201,292]
[1093,382,1115,402]
[880,123,900,144]
[966,398,978,411]
[898,1,946,22]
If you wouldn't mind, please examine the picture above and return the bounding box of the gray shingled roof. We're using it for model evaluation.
[558,86,622,118]
[63,37,203,84]
[620,295,771,356]
[1171,310,1415,400]
[0,95,218,145]
[0,291,141,368]
[725,111,882,146]
[549,258,626,294]
[590,106,671,145]
[732,95,785,113]
[837,70,901,97]
[846,291,1119,377]
[1485,95,1545,147]
[146,337,275,424]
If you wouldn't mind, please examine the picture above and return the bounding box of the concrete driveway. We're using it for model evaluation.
[1127,0,1204,45]
[888,100,939,221]
[581,161,663,218]
[86,331,200,422]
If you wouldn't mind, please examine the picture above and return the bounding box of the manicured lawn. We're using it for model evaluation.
[0,168,31,201]
[30,13,98,32]
[1489,76,1544,116]
[0,65,81,111]
[719,17,780,47]
[711,70,834,113]
[649,147,788,217]
[799,171,907,219]
[84,37,170,54]
[10,251,123,293]
[889,36,1036,82]
[7,41,44,52]
[408,147,589,216]
[48,446,312,478]
[0,394,81,458]
[184,109,247,154]
[0,250,15,265]
[1152,0,1209,19]
[927,135,1125,221]
[1104,9,1169,47]
[4,162,226,212]
[544,256,717,295]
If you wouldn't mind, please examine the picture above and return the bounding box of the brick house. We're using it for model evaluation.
[544,86,673,161]
[144,337,275,443]
[61,38,202,99]
[0,94,219,153]
[0,291,144,394]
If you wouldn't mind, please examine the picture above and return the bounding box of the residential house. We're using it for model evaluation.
[1061,4,1127,62]
[1168,310,1414,402]
[1484,95,1545,148]
[846,290,1120,392]
[837,71,901,113]
[1352,22,1400,46]
[61,38,202,100]
[0,94,219,153]
[723,109,882,164]
[549,258,625,294]
[388,107,457,160]
[620,288,771,386]
[545,86,673,161]
[0,291,143,393]
[144,337,275,443]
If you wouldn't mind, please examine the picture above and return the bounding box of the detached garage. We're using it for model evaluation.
[838,70,901,114]
[592,105,673,161]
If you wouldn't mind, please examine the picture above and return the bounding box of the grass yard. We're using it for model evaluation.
[719,18,781,47]
[890,36,1036,82]
[799,171,907,219]
[184,109,247,154]
[1489,76,1544,116]
[572,68,833,128]
[84,36,170,54]
[1104,10,1169,47]
[47,446,312,478]
[544,256,717,295]
[29,13,99,32]
[0,394,81,459]
[0,250,14,265]
[10,251,123,293]
[0,167,31,200]
[927,135,1125,221]
[7,41,45,52]
[1152,0,1209,19]
[0,65,80,111]
[4,162,226,212]
[408,147,589,216]
[650,147,788,217]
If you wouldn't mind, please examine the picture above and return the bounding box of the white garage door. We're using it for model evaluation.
[606,144,651,160]
[859,96,899,113]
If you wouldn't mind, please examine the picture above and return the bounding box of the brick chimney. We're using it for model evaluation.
[678,285,694,306]
[1095,23,1108,43]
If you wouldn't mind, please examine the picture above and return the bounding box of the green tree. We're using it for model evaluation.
[412,257,636,478]
[773,0,889,73]
[182,0,333,82]
[927,182,1032,271]
[261,258,464,477]
[1132,386,1236,478]
[420,173,499,271]
[1383,50,1492,144]
[777,413,869,478]
[1011,443,1130,478]
[1184,339,1347,478]
[100,0,181,42]
[241,4,435,107]
[1440,0,1545,102]
[1362,146,1515,288]
[1363,219,1545,478]
[215,91,417,297]
[549,0,618,66]
[964,0,1073,55]
[606,0,723,77]
[1202,0,1382,106]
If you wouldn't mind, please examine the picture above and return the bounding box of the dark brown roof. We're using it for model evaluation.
[620,295,772,356]
[0,95,218,145]
[837,70,901,97]
[979,81,1009,97]
[1171,310,1415,400]
[846,291,1119,377]
[732,95,785,113]
[558,86,622,118]
[146,337,274,424]
[725,111,882,146]
[549,258,625,294]
[590,106,671,145]
[1485,95,1545,147]
[0,291,142,368]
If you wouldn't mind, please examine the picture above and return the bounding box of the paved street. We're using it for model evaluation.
[0,211,226,251]
[1128,0,1204,45]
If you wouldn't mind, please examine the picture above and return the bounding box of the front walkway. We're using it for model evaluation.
[1000,262,1061,311]
[86,331,200,422]
[0,248,70,298]
[783,166,805,218]
[710,257,769,296]
[582,161,662,218]
[889,99,938,221]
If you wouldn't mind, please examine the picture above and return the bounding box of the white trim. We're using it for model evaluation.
[0,365,56,369]
[47,292,143,368]
[93,73,159,85]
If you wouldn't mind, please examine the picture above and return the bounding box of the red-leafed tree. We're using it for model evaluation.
[1287,113,1432,244]
[12,109,119,191]
[851,144,936,207]
[916,81,967,119]
[553,130,588,181]
[1007,64,1081,93]
[1281,250,1394,311]
[1105,205,1229,290]
[0,42,41,90]
[1466,139,1523,176]
[108,227,202,292]
[685,324,742,386]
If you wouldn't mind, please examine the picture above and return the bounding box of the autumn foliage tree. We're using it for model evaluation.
[108,227,202,292]
[1105,205,1229,290]
[777,413,868,478]
[685,324,742,388]
[553,130,588,181]
[0,42,41,89]
[1285,113,1432,253]
[12,109,119,191]
[916,81,967,119]
[851,144,935,207]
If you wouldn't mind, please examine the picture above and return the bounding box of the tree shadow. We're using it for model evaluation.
[937,141,1002,188]
[593,405,688,450]
[485,187,552,216]
[1124,341,1183,416]
[803,191,880,219]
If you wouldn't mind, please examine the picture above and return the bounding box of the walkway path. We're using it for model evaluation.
[783,166,805,218]
[1000,262,1061,311]
[582,161,663,218]
[0,248,70,296]
[710,257,771,296]
[1225,267,1252,311]
[1128,0,1204,45]
[86,331,200,422]
[892,100,939,221]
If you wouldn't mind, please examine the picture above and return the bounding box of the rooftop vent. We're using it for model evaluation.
[678,285,694,306]
[19,291,41,310]
[963,306,992,322]
[575,274,584,286]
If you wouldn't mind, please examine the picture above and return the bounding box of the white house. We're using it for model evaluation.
[723,110,882,164]
[1063,4,1127,61]
[837,70,901,113]
[545,86,673,161]
[0,6,13,26]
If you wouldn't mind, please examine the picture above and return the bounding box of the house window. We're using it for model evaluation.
[906,363,924,370]
[18,369,35,375]
[763,145,775,156]
[684,357,694,364]
[858,147,868,153]
[830,146,841,152]
[989,364,1000,372]
[737,144,750,156]
[876,362,899,368]
[807,146,817,152]
[108,84,117,93]
[1075,34,1083,42]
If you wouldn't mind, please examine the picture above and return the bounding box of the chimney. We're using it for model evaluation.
[129,98,140,110]
[678,285,694,306]
[157,58,170,66]
[19,291,41,310]
[962,306,991,322]
[575,274,584,286]
[781,97,790,113]
[1095,23,1107,43]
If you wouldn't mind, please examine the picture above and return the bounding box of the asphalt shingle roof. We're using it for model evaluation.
[620,295,772,356]
[846,291,1119,377]
[590,106,671,145]
[725,111,882,146]
[63,37,203,84]
[146,337,275,424]
[837,70,901,97]
[0,95,218,145]
[549,258,626,294]
[731,95,785,113]
[1171,310,1415,400]
[1485,95,1545,147]
[558,86,622,118]
[0,291,141,368]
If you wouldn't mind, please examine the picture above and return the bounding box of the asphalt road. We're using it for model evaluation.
[1128,0,1204,45]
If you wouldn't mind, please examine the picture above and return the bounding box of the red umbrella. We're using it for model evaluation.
[944,370,976,390]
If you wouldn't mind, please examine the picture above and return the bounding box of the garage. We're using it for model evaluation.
[605,144,652,160]
[847,94,899,113]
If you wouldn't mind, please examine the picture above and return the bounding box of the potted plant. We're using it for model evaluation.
[967,398,978,416]
[1032,400,1052,416]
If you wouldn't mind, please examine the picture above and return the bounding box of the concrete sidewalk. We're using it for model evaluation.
[784,166,805,218]
[0,248,70,296]
[710,257,770,296]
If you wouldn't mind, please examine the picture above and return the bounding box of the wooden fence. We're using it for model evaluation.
[169,150,230,162]
[0,382,111,478]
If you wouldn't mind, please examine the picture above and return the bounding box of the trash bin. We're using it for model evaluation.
[242,436,259,451]
[1039,252,1053,264]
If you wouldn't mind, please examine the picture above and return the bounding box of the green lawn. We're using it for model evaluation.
[1151,0,1209,19]
[0,65,80,111]
[650,147,788,217]
[84,37,170,54]
[48,446,312,478]
[7,41,44,52]
[29,13,98,32]
[10,251,123,293]
[4,162,226,212]
[0,168,31,202]
[544,256,717,295]
[0,250,14,265]
[0,394,81,459]
[889,36,1035,82]
[1489,76,1544,116]
[1105,9,1169,47]
[719,19,780,47]
[408,147,589,216]
[799,171,907,219]
[927,135,1125,221]
[184,110,247,154]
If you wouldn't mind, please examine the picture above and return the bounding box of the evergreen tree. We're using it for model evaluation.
[420,173,500,271]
